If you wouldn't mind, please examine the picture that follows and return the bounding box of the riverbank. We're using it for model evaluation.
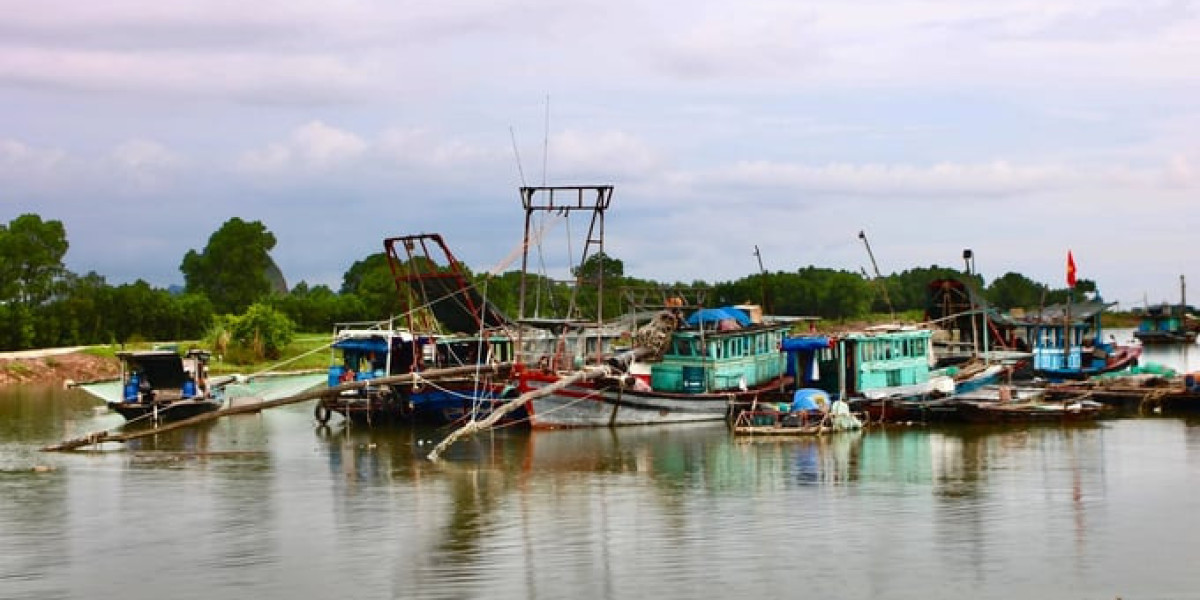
[0,350,120,387]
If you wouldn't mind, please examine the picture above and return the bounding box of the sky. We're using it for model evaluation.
[2,0,1198,309]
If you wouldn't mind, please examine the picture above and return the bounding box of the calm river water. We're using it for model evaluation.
[3,336,1200,600]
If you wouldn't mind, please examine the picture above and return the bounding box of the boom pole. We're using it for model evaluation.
[857,230,895,320]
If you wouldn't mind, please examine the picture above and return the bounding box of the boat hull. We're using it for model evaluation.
[521,374,785,429]
[949,400,1101,423]
[107,399,223,423]
[1133,330,1197,344]
[316,380,523,426]
[1035,346,1143,381]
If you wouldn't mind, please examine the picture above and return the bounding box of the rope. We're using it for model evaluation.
[1140,388,1170,413]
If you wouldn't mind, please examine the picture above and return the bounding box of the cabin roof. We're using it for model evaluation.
[1011,301,1112,324]
[115,351,189,387]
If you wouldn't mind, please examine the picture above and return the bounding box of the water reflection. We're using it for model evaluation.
[4,384,1200,599]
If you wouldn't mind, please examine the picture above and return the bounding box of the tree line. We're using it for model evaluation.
[0,213,1092,353]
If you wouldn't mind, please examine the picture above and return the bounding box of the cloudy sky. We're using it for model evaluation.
[3,0,1198,308]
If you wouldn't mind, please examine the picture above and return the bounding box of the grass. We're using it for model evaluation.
[2,362,34,377]
[207,333,333,375]
[80,333,335,376]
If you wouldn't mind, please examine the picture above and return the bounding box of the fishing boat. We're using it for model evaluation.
[1011,301,1142,381]
[925,277,1033,377]
[314,233,521,426]
[105,349,223,423]
[777,326,957,423]
[315,324,516,426]
[1133,277,1198,344]
[517,305,792,428]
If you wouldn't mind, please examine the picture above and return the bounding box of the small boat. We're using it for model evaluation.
[1133,277,1198,344]
[106,349,223,423]
[949,394,1103,423]
[732,389,864,436]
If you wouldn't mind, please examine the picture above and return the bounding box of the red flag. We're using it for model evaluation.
[1066,250,1077,288]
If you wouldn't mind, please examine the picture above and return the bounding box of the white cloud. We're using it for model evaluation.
[0,138,66,177]
[236,121,367,174]
[546,130,662,180]
[376,128,500,170]
[110,139,179,170]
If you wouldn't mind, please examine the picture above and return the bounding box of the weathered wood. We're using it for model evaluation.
[426,348,652,461]
[41,362,513,452]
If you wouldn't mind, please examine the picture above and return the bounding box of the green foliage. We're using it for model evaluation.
[0,303,36,349]
[180,217,278,314]
[880,266,985,314]
[339,252,404,321]
[0,210,1133,352]
[223,303,296,361]
[0,214,69,307]
[986,272,1047,310]
[274,282,367,331]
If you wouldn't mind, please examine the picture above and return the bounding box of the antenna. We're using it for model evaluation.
[753,245,770,313]
[541,94,550,186]
[509,126,527,187]
[858,230,895,319]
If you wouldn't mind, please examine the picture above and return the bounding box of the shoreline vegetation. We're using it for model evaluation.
[0,334,333,388]
[0,312,1143,389]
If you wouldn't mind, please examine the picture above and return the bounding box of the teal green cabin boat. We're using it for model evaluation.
[781,327,945,421]
[648,325,789,394]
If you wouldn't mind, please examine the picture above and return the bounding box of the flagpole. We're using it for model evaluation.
[1064,251,1075,370]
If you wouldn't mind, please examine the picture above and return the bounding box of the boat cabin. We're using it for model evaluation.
[118,349,211,403]
[328,326,514,386]
[1134,303,1198,344]
[783,327,937,401]
[1015,302,1111,373]
[644,306,789,394]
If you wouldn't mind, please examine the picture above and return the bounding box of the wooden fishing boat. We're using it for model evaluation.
[105,349,223,423]
[315,233,521,426]
[315,325,517,426]
[1133,307,1198,344]
[949,397,1102,423]
[1011,301,1142,381]
[518,307,792,428]
[777,326,955,423]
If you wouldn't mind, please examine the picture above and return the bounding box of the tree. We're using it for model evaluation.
[226,302,296,360]
[0,214,69,307]
[340,252,405,321]
[986,272,1048,310]
[180,217,278,314]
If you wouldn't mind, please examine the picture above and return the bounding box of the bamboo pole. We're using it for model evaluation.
[42,362,513,452]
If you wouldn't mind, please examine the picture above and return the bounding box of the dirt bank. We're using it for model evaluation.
[0,352,121,387]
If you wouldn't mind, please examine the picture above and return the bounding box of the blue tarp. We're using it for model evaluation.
[781,336,831,351]
[791,388,829,412]
[331,337,392,353]
[686,307,751,327]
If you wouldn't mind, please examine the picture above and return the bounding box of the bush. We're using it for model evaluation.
[225,303,295,361]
